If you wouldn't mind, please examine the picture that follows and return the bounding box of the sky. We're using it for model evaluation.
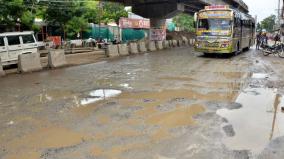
[243,0,282,22]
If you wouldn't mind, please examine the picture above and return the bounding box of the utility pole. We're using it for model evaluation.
[278,0,281,28]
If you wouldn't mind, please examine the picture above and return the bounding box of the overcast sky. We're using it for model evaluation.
[243,0,282,22]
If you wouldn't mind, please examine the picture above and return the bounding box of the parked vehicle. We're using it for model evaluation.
[261,43,284,58]
[0,31,38,66]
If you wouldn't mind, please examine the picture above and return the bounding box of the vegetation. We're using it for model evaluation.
[173,13,195,32]
[259,15,276,32]
[0,0,128,35]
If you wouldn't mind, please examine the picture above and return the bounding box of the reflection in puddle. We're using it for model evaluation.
[217,88,284,155]
[80,89,121,105]
[251,73,268,79]
[119,83,132,89]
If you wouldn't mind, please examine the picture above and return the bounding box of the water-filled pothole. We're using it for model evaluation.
[80,89,122,105]
[217,88,284,155]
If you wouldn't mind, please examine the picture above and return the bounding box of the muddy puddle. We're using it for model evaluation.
[217,88,284,155]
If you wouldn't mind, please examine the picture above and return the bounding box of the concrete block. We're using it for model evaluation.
[156,41,163,50]
[48,49,67,68]
[163,40,170,48]
[138,41,147,52]
[0,58,5,77]
[178,40,183,47]
[129,43,139,54]
[172,40,178,47]
[107,45,119,57]
[18,53,42,73]
[118,44,129,56]
[183,39,189,46]
[148,41,157,51]
[168,40,173,47]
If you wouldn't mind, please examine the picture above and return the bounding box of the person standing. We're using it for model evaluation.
[256,32,262,50]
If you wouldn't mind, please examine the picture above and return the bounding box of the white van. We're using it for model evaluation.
[0,31,38,66]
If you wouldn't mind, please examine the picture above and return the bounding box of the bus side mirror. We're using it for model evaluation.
[194,13,197,22]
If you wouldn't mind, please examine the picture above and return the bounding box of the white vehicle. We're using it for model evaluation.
[0,31,38,66]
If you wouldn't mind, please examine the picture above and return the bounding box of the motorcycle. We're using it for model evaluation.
[261,42,284,58]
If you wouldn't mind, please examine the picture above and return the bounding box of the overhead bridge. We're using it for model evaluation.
[105,0,249,27]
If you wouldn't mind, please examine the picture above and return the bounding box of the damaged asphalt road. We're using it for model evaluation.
[0,47,284,159]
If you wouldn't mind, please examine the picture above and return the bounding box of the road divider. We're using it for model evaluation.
[138,41,147,53]
[107,45,119,57]
[148,41,157,51]
[178,40,183,47]
[156,41,164,50]
[129,43,139,54]
[163,40,170,49]
[0,58,5,77]
[172,40,178,47]
[18,53,42,73]
[48,49,67,68]
[118,44,129,56]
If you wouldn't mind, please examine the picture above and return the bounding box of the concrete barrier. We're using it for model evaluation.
[0,58,5,77]
[156,41,163,50]
[129,43,139,54]
[48,49,67,68]
[118,44,129,56]
[163,40,170,49]
[183,39,189,46]
[168,40,173,47]
[138,41,147,53]
[189,39,195,46]
[18,53,42,73]
[172,40,178,47]
[148,41,157,51]
[178,40,183,47]
[106,45,119,57]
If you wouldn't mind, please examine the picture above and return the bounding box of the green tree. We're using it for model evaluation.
[260,15,276,32]
[101,2,128,24]
[173,13,195,32]
[65,17,89,38]
[256,22,262,32]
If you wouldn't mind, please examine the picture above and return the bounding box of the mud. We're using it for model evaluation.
[1,47,284,159]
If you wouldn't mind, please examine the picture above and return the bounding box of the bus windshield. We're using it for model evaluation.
[197,19,232,34]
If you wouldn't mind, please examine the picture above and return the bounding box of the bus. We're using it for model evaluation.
[194,5,255,55]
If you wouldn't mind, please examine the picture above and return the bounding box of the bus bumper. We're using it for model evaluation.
[194,47,233,54]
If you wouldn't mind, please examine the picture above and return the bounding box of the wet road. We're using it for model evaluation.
[0,46,284,159]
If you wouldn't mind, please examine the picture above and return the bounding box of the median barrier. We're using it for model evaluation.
[48,49,67,68]
[138,41,147,53]
[172,40,178,47]
[118,44,129,56]
[106,45,119,57]
[129,43,139,54]
[0,58,5,77]
[156,41,164,50]
[163,40,170,48]
[18,53,42,73]
[168,40,173,47]
[178,40,183,47]
[148,41,157,51]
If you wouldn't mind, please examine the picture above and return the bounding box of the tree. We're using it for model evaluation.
[256,22,262,32]
[173,13,195,32]
[100,2,128,24]
[260,15,276,32]
[65,17,89,38]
